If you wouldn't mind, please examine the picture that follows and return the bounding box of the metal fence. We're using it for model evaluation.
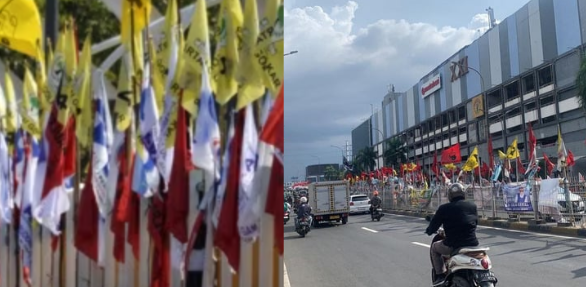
[351,176,586,228]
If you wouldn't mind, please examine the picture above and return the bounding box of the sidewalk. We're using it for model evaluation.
[384,209,586,238]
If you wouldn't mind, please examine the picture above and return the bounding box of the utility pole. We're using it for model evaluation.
[45,0,59,54]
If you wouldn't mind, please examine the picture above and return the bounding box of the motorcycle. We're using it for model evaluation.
[426,216,498,287]
[295,215,312,237]
[284,211,290,225]
[371,206,384,221]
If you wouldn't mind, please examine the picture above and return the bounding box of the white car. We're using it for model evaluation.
[349,194,370,214]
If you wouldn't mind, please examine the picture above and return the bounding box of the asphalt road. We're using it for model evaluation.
[284,213,586,287]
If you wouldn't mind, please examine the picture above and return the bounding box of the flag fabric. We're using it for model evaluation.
[20,67,41,140]
[148,195,171,287]
[239,84,283,248]
[191,67,221,193]
[498,150,507,160]
[181,0,213,114]
[579,172,585,183]
[166,96,193,244]
[490,164,501,182]
[34,105,71,235]
[13,130,25,210]
[74,162,101,264]
[462,146,479,172]
[261,85,284,255]
[506,138,519,159]
[236,0,265,110]
[212,110,236,229]
[255,0,283,96]
[527,123,536,159]
[114,55,134,132]
[567,150,575,167]
[73,35,93,148]
[20,135,40,286]
[0,0,42,59]
[138,59,161,194]
[110,132,129,263]
[215,109,244,271]
[441,143,461,164]
[238,103,258,232]
[0,131,13,224]
[432,150,439,177]
[516,157,526,175]
[212,0,244,104]
[120,0,152,50]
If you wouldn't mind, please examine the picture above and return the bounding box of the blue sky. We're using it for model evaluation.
[284,0,531,182]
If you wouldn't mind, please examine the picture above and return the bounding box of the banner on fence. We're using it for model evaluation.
[502,183,533,211]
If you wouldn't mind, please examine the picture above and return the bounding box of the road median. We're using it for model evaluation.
[384,209,586,238]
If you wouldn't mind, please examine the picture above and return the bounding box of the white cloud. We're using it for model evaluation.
[284,1,497,179]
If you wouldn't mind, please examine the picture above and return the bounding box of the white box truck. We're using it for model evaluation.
[308,180,350,225]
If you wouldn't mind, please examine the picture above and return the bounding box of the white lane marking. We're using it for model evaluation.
[412,242,430,248]
[284,262,291,287]
[361,227,379,233]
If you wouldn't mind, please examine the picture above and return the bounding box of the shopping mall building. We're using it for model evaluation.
[352,0,586,173]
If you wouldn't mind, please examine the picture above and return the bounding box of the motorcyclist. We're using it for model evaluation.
[425,183,479,286]
[369,190,382,213]
[295,197,312,227]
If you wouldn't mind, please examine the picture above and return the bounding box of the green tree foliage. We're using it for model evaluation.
[384,138,407,168]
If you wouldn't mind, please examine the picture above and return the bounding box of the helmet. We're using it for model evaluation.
[373,191,379,196]
[448,183,466,202]
[300,197,307,203]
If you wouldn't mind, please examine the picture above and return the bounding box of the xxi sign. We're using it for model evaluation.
[450,56,469,82]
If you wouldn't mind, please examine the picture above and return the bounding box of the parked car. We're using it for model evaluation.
[349,194,370,214]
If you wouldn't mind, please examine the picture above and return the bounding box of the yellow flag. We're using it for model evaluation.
[114,55,134,132]
[57,21,78,126]
[181,0,212,115]
[236,0,265,110]
[444,163,457,170]
[463,146,479,171]
[498,150,507,160]
[254,0,283,96]
[506,138,519,159]
[121,0,152,50]
[211,0,243,104]
[3,69,17,133]
[20,66,41,139]
[0,0,42,59]
[149,38,165,111]
[156,0,178,82]
[74,35,93,147]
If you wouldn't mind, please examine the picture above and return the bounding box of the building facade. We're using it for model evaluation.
[305,164,340,182]
[354,0,586,173]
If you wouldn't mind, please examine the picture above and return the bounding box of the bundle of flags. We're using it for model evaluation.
[0,0,284,286]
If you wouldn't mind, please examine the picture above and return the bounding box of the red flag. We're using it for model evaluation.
[432,150,439,176]
[148,195,170,287]
[215,109,244,271]
[74,163,99,262]
[567,150,575,167]
[110,135,131,263]
[62,118,76,178]
[262,85,285,255]
[184,210,206,285]
[543,153,555,175]
[115,143,140,260]
[165,98,193,243]
[441,143,462,164]
[516,157,526,174]
[488,135,494,169]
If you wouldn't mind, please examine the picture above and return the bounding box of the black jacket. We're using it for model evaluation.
[425,198,479,248]
[370,196,381,207]
[296,203,312,218]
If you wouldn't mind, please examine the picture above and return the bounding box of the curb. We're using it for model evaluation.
[384,209,586,239]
